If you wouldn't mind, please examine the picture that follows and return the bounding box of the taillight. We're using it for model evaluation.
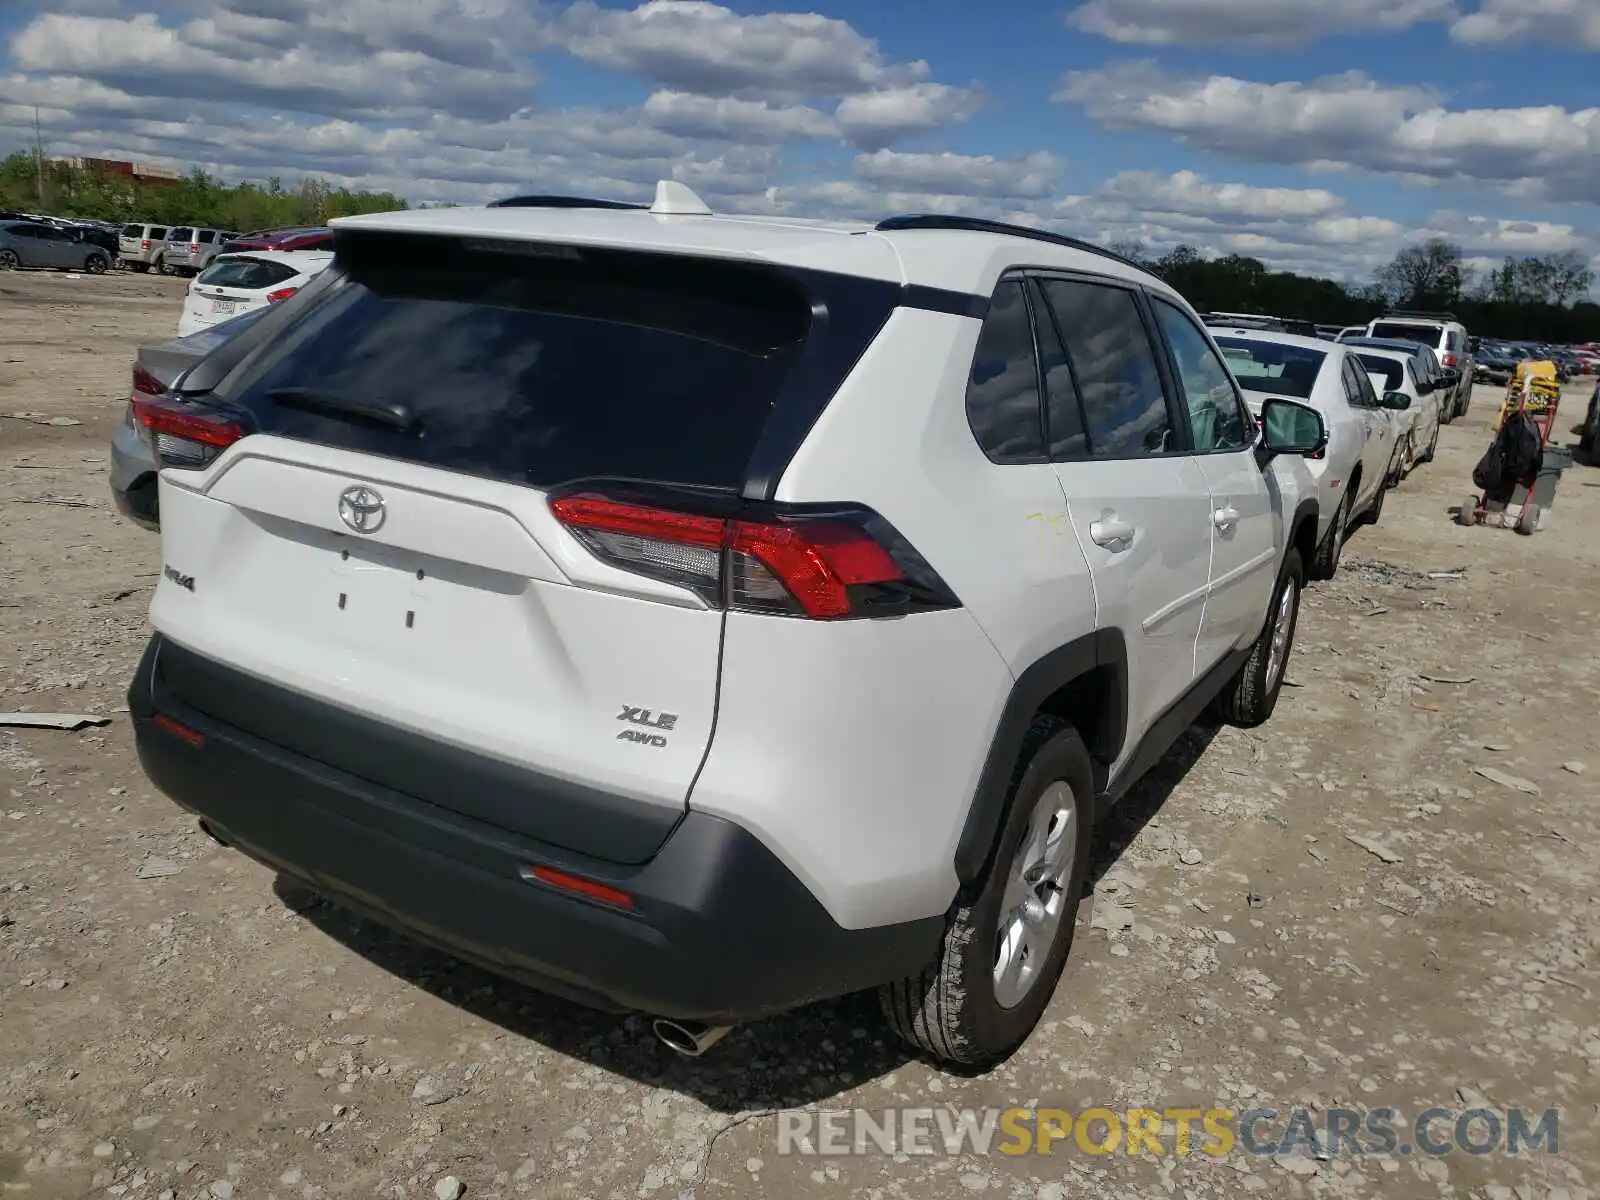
[265,286,298,303]
[130,382,246,469]
[189,242,200,254]
[1442,353,1458,367]
[549,495,957,620]
[140,238,150,251]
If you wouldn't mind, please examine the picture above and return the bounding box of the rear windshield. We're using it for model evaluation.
[149,226,168,240]
[198,230,216,243]
[198,257,298,289]
[168,227,193,241]
[1370,322,1444,347]
[1215,337,1327,399]
[222,235,814,492]
[121,223,141,237]
[1354,354,1403,392]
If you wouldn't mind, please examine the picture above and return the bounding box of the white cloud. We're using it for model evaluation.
[9,7,538,121]
[640,90,836,142]
[852,150,1059,198]
[1055,60,1600,202]
[833,83,985,150]
[552,0,923,96]
[1067,0,1457,46]
[1101,169,1345,219]
[1451,0,1600,49]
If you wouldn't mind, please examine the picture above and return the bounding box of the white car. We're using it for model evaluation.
[177,250,334,336]
[127,185,1329,1068]
[1348,346,1440,476]
[1213,328,1404,580]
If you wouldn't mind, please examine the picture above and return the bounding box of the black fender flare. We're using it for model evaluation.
[1290,497,1319,549]
[952,628,1127,887]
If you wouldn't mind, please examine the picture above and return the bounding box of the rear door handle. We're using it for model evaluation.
[1089,515,1136,550]
[1212,506,1240,532]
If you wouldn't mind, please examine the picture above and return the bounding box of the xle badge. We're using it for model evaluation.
[616,704,677,748]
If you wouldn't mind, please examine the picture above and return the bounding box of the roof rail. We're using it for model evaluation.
[1384,309,1458,321]
[485,194,648,210]
[873,214,1147,273]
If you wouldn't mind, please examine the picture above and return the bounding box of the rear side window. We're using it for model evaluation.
[1036,278,1172,458]
[222,237,814,493]
[965,279,1046,463]
[1355,354,1402,392]
[197,257,298,289]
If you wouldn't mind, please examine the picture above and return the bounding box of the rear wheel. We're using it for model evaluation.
[1213,549,1303,728]
[0,249,18,271]
[1418,419,1439,465]
[880,718,1092,1068]
[84,253,108,274]
[129,261,149,273]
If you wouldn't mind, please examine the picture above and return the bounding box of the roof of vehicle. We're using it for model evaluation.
[212,249,334,267]
[1209,327,1339,354]
[1347,345,1416,365]
[330,183,1170,296]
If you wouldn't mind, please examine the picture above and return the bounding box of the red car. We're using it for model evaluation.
[219,226,333,253]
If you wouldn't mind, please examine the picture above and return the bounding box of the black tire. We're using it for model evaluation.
[130,261,149,273]
[1308,491,1349,582]
[0,249,18,271]
[1418,420,1439,465]
[1212,550,1303,729]
[84,253,108,274]
[154,255,169,275]
[1359,477,1386,526]
[880,718,1093,1069]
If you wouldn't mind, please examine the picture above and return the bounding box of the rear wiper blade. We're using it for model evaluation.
[265,386,415,432]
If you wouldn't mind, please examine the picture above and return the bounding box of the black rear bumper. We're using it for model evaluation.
[128,635,942,1022]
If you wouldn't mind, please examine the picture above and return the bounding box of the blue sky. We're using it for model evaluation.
[2,0,1597,284]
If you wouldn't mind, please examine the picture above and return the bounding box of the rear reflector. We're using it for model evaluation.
[151,713,206,748]
[131,385,246,469]
[521,864,634,910]
[550,494,955,620]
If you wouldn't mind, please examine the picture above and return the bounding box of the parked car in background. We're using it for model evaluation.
[1341,337,1454,421]
[220,226,334,253]
[1214,328,1400,579]
[1350,346,1441,475]
[163,227,239,276]
[177,250,334,336]
[119,223,172,272]
[0,219,113,272]
[112,305,277,531]
[1362,312,1473,421]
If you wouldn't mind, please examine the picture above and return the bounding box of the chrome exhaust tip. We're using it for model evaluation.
[652,1018,733,1057]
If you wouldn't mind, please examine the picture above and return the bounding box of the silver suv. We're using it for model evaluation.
[118,223,172,272]
[163,228,238,276]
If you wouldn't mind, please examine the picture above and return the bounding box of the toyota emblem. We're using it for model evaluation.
[338,485,385,534]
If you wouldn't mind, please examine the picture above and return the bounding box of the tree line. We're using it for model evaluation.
[4,151,1594,340]
[1112,236,1598,343]
[0,152,407,232]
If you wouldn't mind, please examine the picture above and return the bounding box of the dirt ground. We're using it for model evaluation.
[3,268,1598,1200]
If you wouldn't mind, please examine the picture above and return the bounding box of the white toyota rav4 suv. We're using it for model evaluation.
[128,184,1327,1067]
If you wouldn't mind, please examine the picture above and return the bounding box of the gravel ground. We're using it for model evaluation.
[3,269,1599,1200]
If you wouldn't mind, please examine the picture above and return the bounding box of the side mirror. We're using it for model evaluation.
[1259,397,1328,458]
[1415,379,1435,395]
[1382,390,1412,411]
